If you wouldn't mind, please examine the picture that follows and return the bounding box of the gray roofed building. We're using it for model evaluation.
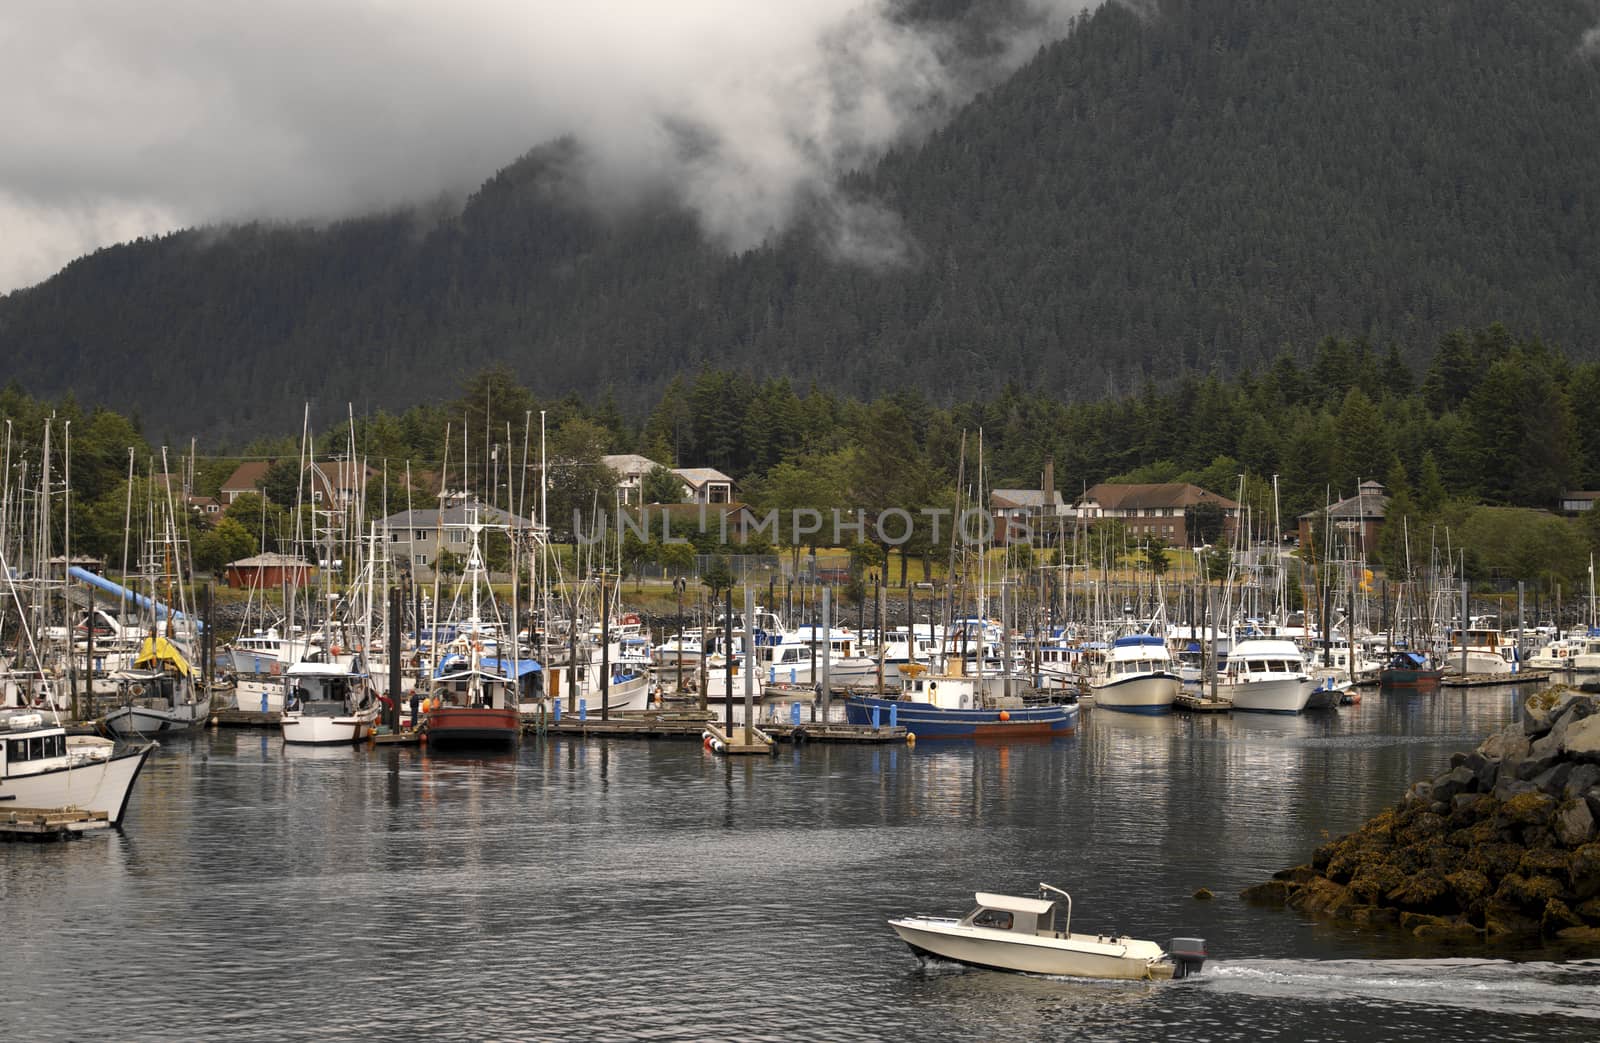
[603,454,665,505]
[672,467,736,504]
[378,501,532,576]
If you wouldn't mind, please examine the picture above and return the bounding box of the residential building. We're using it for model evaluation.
[1560,491,1600,514]
[377,501,532,575]
[990,489,1068,545]
[603,454,665,505]
[218,458,375,508]
[1296,481,1390,558]
[672,467,736,505]
[1074,482,1241,546]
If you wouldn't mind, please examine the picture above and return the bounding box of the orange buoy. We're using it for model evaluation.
[999,710,1011,722]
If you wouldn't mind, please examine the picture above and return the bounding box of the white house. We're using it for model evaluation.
[672,467,736,505]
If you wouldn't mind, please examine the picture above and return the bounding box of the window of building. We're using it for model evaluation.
[414,554,428,566]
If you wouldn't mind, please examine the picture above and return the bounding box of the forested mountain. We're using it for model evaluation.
[5,0,1600,442]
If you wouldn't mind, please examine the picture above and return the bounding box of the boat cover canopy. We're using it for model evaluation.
[434,654,541,679]
[975,892,1056,915]
[1112,634,1164,648]
[136,635,191,677]
[1389,652,1428,668]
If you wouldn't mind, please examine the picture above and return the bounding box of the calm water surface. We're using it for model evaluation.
[6,685,1600,1041]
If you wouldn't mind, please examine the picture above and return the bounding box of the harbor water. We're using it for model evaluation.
[6,685,1600,1040]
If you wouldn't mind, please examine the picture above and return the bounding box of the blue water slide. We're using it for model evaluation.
[67,566,204,630]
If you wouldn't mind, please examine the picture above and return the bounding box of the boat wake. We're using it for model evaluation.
[1201,957,1600,1020]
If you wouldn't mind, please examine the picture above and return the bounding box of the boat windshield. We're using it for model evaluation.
[972,909,1013,930]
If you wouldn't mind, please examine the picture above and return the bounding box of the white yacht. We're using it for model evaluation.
[1088,634,1180,714]
[1217,638,1314,714]
[889,883,1206,981]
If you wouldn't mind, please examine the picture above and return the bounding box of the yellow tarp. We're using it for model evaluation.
[136,635,192,677]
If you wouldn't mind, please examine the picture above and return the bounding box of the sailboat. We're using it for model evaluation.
[420,509,523,750]
[100,633,212,735]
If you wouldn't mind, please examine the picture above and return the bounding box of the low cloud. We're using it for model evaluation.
[0,2,1095,293]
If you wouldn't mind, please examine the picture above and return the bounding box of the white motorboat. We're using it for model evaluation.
[888,883,1206,981]
[1088,634,1180,714]
[280,661,380,745]
[1440,627,1516,676]
[0,711,155,826]
[1216,638,1313,714]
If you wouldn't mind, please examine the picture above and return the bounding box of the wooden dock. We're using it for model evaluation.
[372,729,422,746]
[1,806,111,842]
[704,722,776,755]
[1442,670,1552,688]
[533,711,906,745]
[211,708,281,727]
[1174,692,1231,713]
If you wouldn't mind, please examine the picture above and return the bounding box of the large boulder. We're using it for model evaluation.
[1240,880,1294,906]
[1556,799,1597,847]
[1494,872,1565,913]
[1566,715,1600,763]
[1251,691,1600,948]
[1481,722,1531,762]
[1389,871,1453,912]
[1444,869,1492,907]
[1543,898,1586,935]
[1565,764,1600,799]
[1431,766,1478,804]
[1482,898,1542,940]
[1464,842,1526,881]
[1570,843,1600,900]
[1523,687,1577,738]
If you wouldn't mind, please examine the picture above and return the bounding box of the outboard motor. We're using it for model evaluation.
[1168,937,1207,979]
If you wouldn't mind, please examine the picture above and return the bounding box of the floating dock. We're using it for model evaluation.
[1,806,112,842]
[211,708,281,727]
[703,721,776,755]
[1174,692,1231,713]
[1441,670,1552,688]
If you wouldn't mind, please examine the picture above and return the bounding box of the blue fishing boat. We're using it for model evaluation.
[843,665,1077,739]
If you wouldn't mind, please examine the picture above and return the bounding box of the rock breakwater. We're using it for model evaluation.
[1243,687,1600,945]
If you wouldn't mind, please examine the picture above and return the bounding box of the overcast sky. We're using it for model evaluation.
[0,1,1095,294]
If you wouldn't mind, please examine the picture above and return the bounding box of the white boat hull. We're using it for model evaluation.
[1441,651,1512,676]
[0,742,154,826]
[1221,676,1313,714]
[888,918,1173,981]
[234,680,287,714]
[100,692,214,735]
[1089,673,1179,714]
[281,707,377,744]
[528,673,651,715]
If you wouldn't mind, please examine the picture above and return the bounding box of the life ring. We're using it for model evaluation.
[129,682,146,697]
